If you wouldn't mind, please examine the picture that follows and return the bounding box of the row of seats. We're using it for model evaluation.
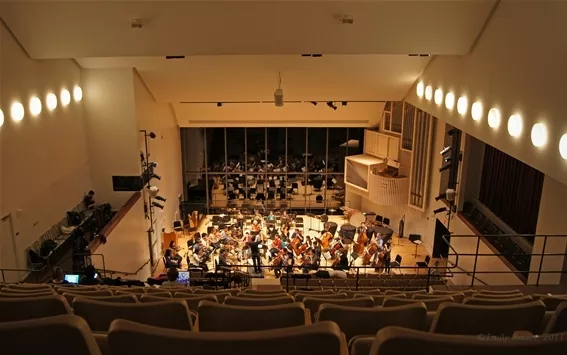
[2,315,567,355]
[282,276,442,288]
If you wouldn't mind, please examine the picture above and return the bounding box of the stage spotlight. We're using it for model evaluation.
[342,101,348,106]
[148,161,158,168]
[444,157,452,163]
[154,195,166,202]
[311,101,317,106]
[148,132,157,139]
[327,102,337,110]
[151,174,161,181]
[433,207,447,214]
[435,193,447,201]
[217,102,223,107]
[440,146,452,155]
[439,164,451,172]
[152,202,164,210]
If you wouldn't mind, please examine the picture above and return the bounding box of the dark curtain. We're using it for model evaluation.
[479,145,544,237]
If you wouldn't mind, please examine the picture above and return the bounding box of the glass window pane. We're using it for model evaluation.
[307,128,326,173]
[347,128,365,156]
[206,128,225,172]
[226,128,245,172]
[267,128,286,172]
[287,128,306,172]
[246,128,266,172]
[328,173,345,209]
[328,128,347,173]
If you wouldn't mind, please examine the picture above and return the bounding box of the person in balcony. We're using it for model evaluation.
[80,265,102,285]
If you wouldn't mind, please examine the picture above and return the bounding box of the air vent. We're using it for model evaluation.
[165,56,185,60]
[301,54,323,58]
[130,18,145,29]
[409,54,431,57]
[340,15,354,24]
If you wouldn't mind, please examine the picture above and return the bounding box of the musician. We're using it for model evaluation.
[251,220,261,233]
[334,250,350,271]
[246,235,262,273]
[269,235,282,259]
[357,222,367,236]
[291,228,302,240]
[312,241,322,266]
[281,210,290,224]
[382,239,392,274]
[164,248,182,269]
[266,210,276,221]
[217,249,232,272]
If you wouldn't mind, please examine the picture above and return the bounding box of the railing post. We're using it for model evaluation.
[536,235,548,286]
[285,266,290,292]
[355,267,360,291]
[1,270,4,283]
[471,236,481,288]
[426,268,431,289]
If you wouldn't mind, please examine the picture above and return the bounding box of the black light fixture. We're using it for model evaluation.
[439,164,451,172]
[327,101,337,110]
[154,195,166,202]
[151,174,161,181]
[433,207,447,214]
[216,102,223,107]
[148,132,157,139]
[440,146,452,155]
[148,161,158,168]
[435,193,446,201]
[444,157,452,163]
[152,202,164,210]
[341,101,348,106]
[310,101,317,106]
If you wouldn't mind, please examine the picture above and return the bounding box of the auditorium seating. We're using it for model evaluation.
[1,283,567,354]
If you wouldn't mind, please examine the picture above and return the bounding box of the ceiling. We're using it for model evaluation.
[0,1,495,58]
[78,54,430,102]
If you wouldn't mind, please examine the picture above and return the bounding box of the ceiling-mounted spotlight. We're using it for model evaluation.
[435,193,447,201]
[433,207,447,215]
[148,132,157,139]
[148,185,159,198]
[152,202,164,210]
[311,101,317,106]
[217,102,223,107]
[439,164,451,172]
[327,102,337,110]
[148,161,158,168]
[440,146,452,155]
[444,157,452,163]
[154,195,166,202]
[342,101,348,106]
[151,174,161,181]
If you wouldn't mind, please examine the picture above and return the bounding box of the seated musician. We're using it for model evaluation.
[266,210,276,221]
[334,250,350,271]
[220,227,230,242]
[357,222,367,236]
[165,248,182,269]
[291,228,302,240]
[251,220,261,233]
[217,249,232,272]
[269,235,282,260]
[191,250,209,271]
[281,210,290,223]
[169,240,181,252]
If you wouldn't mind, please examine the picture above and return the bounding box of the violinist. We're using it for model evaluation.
[251,220,262,233]
[382,239,392,274]
[266,210,276,221]
[217,249,232,272]
[270,235,282,259]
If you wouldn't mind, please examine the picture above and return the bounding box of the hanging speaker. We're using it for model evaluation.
[274,88,284,107]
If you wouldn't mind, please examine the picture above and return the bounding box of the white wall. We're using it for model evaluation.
[133,72,183,232]
[406,2,567,188]
[528,176,567,285]
[0,23,91,271]
[82,69,140,208]
[174,102,385,128]
[93,197,151,279]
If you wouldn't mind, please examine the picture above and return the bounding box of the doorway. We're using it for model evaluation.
[0,214,20,282]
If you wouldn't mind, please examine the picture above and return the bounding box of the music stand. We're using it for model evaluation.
[409,234,422,258]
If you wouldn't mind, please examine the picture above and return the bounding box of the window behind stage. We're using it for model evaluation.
[180,127,364,214]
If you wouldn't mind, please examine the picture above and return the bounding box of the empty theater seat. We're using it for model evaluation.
[0,295,71,322]
[171,294,219,310]
[383,296,455,311]
[108,319,348,355]
[464,296,533,306]
[431,301,546,335]
[303,296,374,322]
[64,293,138,305]
[197,301,308,331]
[224,295,295,306]
[545,302,567,334]
[414,293,465,304]
[295,292,348,302]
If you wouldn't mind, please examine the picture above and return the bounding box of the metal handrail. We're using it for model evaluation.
[105,259,151,277]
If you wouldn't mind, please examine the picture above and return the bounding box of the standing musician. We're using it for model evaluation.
[382,239,392,274]
[246,235,262,273]
[334,249,350,271]
[357,222,367,237]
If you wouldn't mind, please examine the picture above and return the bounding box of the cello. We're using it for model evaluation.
[354,231,367,256]
[321,230,333,249]
[362,242,379,266]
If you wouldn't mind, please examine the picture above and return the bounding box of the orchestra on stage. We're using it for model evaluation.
[165,207,396,277]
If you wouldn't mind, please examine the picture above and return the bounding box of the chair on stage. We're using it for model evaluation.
[390,254,402,274]
[415,255,431,274]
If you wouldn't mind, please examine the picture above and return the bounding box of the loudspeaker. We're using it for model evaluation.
[274,88,284,107]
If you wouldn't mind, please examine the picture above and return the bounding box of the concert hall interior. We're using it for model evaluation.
[2,1,567,353]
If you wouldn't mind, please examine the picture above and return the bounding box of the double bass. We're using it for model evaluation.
[354,231,368,255]
[321,230,333,249]
[362,242,380,266]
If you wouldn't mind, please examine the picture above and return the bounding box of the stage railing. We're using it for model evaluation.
[442,234,567,287]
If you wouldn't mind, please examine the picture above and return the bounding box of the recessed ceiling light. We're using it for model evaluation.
[445,93,455,110]
[29,96,42,117]
[425,86,433,101]
[46,93,58,111]
[434,89,443,105]
[416,82,424,98]
[73,86,83,102]
[530,123,548,148]
[471,101,483,121]
[488,108,501,129]
[60,89,71,107]
[457,96,468,115]
[508,114,523,137]
[10,102,24,122]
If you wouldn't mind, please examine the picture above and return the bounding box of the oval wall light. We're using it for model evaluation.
[445,93,455,110]
[471,101,483,121]
[0,109,4,128]
[416,82,424,98]
[560,134,567,160]
[457,96,468,115]
[425,86,433,101]
[507,114,523,137]
[487,108,501,128]
[11,102,24,122]
[46,93,58,111]
[530,122,548,148]
[434,88,443,105]
[60,89,71,107]
[29,96,42,117]
[73,86,83,102]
